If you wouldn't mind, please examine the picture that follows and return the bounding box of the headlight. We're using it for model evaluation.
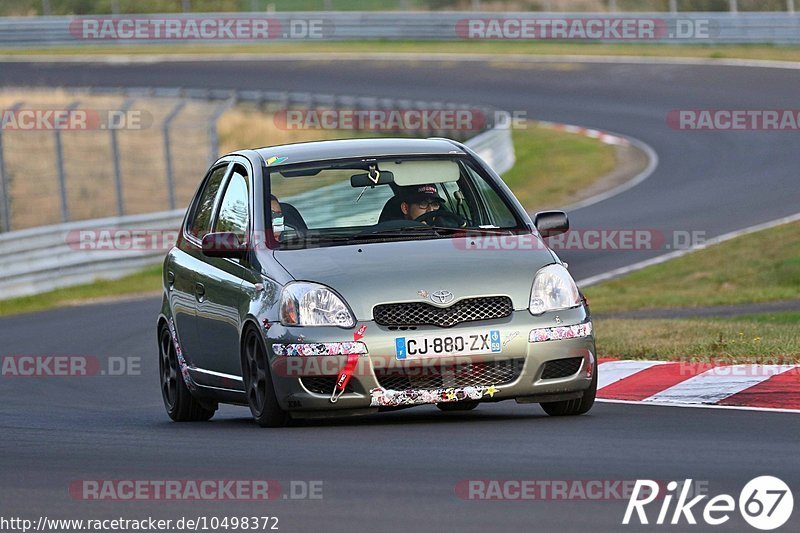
[280,282,355,328]
[529,264,581,315]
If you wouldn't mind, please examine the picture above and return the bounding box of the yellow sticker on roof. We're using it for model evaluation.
[266,156,287,165]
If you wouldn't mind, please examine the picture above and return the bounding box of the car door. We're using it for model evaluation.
[192,161,255,380]
[168,162,231,368]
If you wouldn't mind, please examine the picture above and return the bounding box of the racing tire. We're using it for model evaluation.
[436,401,479,412]
[540,362,597,417]
[242,326,290,428]
[158,324,216,422]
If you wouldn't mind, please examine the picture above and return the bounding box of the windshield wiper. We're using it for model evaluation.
[360,225,441,236]
[455,227,518,236]
[279,227,523,248]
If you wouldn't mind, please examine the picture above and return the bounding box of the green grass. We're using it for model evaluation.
[586,220,800,361]
[584,220,800,314]
[3,41,800,63]
[503,122,616,211]
[595,312,800,361]
[0,264,163,317]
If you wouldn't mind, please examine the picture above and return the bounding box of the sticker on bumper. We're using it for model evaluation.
[369,384,499,407]
[529,322,593,343]
[272,342,367,357]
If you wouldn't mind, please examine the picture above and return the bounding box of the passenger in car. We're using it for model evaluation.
[270,195,284,240]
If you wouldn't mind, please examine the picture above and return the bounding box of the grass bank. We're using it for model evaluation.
[3,41,800,63]
[586,220,800,360]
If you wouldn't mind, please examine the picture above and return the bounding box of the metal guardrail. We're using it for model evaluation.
[0,89,514,299]
[0,209,183,298]
[0,12,799,45]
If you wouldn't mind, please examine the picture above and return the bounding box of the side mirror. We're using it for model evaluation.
[534,211,569,238]
[202,232,247,259]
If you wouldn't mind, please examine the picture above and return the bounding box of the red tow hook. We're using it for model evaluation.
[330,353,360,403]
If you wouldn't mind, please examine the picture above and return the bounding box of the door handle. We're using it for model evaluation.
[167,271,175,290]
[194,282,206,301]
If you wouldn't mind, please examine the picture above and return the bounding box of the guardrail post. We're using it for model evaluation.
[789,0,796,14]
[111,0,120,15]
[608,0,617,13]
[163,100,186,211]
[55,100,81,223]
[0,125,7,233]
[0,102,22,233]
[208,95,237,168]
[729,0,738,13]
[669,0,678,13]
[182,0,192,13]
[41,0,50,16]
[0,102,24,233]
[110,98,134,216]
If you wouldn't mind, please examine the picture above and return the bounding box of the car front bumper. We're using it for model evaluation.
[265,306,595,416]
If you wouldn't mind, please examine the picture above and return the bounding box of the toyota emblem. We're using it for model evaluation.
[430,290,454,304]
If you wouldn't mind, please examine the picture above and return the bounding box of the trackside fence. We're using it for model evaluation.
[0,86,514,298]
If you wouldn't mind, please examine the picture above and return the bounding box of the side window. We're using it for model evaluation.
[215,167,250,240]
[187,165,228,240]
[465,165,518,228]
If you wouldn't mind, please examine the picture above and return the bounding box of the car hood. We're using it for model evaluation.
[273,235,556,320]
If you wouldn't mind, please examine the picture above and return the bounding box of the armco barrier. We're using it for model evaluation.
[0,89,514,299]
[0,12,799,46]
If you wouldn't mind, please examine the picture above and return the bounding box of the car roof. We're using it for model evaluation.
[247,138,466,166]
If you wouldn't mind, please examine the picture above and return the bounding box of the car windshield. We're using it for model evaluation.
[267,156,526,249]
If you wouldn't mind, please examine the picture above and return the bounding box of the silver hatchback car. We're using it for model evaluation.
[158,138,596,427]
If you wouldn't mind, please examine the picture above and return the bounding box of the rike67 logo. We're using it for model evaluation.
[624,476,794,530]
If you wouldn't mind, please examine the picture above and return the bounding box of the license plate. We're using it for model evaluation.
[395,330,501,360]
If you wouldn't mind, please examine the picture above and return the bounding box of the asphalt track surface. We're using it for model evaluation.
[1,58,799,532]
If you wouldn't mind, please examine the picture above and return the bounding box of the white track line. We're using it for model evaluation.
[642,365,798,405]
[597,398,800,414]
[560,134,659,213]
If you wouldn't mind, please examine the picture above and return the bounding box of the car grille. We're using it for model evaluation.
[301,377,355,395]
[373,296,513,328]
[540,357,583,379]
[375,359,524,391]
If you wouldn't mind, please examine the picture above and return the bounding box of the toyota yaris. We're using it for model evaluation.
[157,138,596,427]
